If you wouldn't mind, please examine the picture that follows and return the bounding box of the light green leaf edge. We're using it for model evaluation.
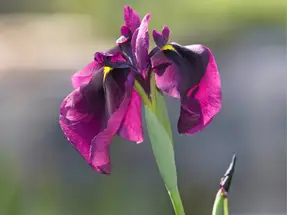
[144,106,185,215]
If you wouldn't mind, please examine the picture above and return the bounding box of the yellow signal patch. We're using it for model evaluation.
[162,44,177,52]
[103,66,113,80]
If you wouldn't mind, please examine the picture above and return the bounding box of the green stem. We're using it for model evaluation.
[150,72,156,112]
[223,198,229,215]
[169,188,186,215]
[212,191,230,215]
[212,190,224,215]
[134,80,151,108]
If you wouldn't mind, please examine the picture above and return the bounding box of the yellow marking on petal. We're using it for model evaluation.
[162,44,177,52]
[103,66,113,80]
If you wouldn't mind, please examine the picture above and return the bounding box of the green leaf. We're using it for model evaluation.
[154,89,173,142]
[144,106,177,190]
[144,106,185,215]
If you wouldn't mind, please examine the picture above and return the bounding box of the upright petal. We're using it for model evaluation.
[161,26,170,43]
[118,89,143,143]
[152,26,170,48]
[124,6,141,33]
[131,14,151,71]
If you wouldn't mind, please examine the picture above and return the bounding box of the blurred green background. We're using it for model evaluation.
[0,0,286,215]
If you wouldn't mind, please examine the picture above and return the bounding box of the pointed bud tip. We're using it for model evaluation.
[220,154,237,194]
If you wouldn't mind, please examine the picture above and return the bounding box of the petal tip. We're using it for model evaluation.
[162,26,170,41]
[123,5,141,33]
[144,13,151,21]
[152,26,169,48]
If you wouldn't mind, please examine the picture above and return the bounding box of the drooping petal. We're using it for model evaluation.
[71,50,124,89]
[178,45,221,134]
[131,14,151,71]
[168,43,209,97]
[60,72,107,172]
[124,6,141,33]
[151,50,180,98]
[177,94,212,134]
[71,61,102,89]
[104,68,129,116]
[61,66,138,174]
[118,89,143,143]
[152,43,221,134]
[90,70,135,173]
[152,26,170,48]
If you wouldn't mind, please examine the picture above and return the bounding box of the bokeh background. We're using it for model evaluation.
[0,0,286,215]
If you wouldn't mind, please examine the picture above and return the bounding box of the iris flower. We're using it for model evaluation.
[59,7,150,174]
[59,6,221,174]
[151,27,221,134]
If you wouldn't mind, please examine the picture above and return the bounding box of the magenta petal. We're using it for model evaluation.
[152,26,170,48]
[121,25,129,36]
[118,89,143,143]
[132,13,151,71]
[72,51,124,89]
[178,97,202,133]
[178,45,221,134]
[152,43,221,134]
[152,50,180,98]
[131,28,139,56]
[60,70,138,174]
[162,26,170,43]
[59,74,106,172]
[124,6,141,33]
[94,51,124,64]
[178,96,214,134]
[152,30,164,47]
[71,61,101,89]
[89,73,135,173]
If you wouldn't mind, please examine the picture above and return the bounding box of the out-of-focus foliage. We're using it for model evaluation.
[0,0,286,38]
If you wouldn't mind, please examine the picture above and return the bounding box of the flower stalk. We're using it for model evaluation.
[150,72,157,112]
[134,80,151,108]
[169,188,186,215]
[138,72,185,215]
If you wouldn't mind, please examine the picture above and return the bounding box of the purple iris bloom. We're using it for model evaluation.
[60,7,150,174]
[151,27,222,134]
[59,6,221,174]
